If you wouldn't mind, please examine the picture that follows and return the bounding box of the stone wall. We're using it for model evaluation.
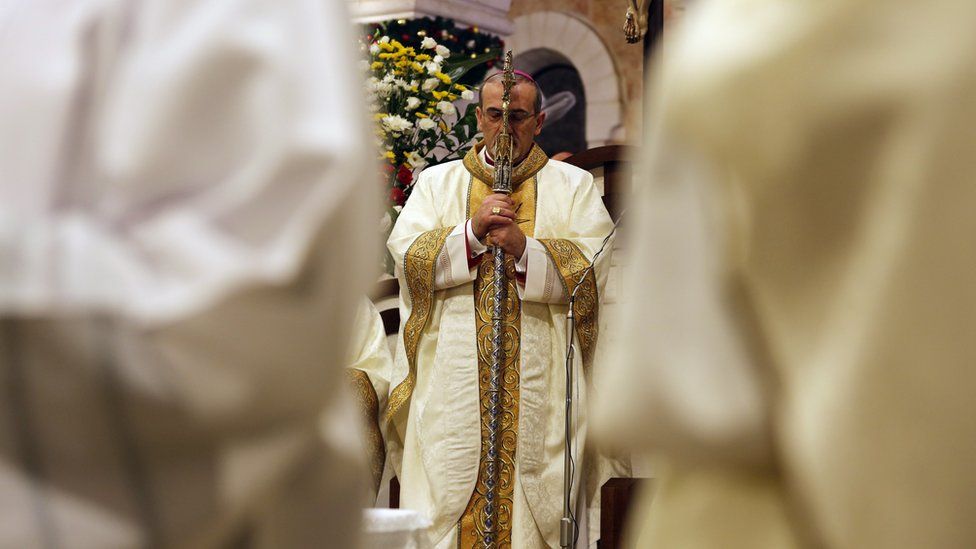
[508,0,646,143]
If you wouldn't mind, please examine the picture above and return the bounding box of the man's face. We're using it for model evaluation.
[476,81,546,165]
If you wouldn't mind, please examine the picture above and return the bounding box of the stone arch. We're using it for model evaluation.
[504,11,623,148]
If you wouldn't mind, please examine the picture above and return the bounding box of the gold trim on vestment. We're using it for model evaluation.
[345,368,385,496]
[539,239,600,369]
[457,173,537,548]
[462,141,548,190]
[386,227,453,424]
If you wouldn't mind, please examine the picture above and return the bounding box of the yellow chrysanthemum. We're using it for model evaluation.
[383,151,395,160]
[415,112,428,119]
[370,61,383,70]
[432,90,448,100]
[411,62,424,73]
[415,54,431,62]
[435,72,452,84]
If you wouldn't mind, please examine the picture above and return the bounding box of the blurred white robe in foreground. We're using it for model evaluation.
[0,0,378,547]
[597,0,976,547]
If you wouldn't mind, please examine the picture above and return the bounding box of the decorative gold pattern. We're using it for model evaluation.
[458,254,521,549]
[462,141,548,191]
[457,173,537,548]
[345,369,385,495]
[386,227,453,424]
[539,239,600,369]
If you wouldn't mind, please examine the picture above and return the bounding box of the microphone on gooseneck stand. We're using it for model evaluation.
[560,209,625,549]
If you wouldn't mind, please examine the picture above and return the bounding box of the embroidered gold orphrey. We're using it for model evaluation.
[345,369,385,495]
[456,143,544,549]
[386,226,453,424]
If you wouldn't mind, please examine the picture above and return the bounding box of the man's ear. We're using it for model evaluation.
[475,106,485,133]
[534,111,547,136]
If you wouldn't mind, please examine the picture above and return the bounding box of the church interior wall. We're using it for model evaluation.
[508,0,646,143]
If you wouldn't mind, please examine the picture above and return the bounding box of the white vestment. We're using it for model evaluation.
[387,147,615,548]
[0,0,378,547]
[597,0,976,547]
[340,298,394,503]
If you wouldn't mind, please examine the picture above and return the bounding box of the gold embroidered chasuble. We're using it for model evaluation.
[386,143,612,548]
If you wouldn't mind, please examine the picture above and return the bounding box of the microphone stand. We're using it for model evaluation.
[559,212,625,549]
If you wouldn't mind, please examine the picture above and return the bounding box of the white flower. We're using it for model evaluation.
[369,43,380,54]
[433,55,444,65]
[466,39,476,48]
[381,115,413,133]
[422,78,440,91]
[436,101,455,116]
[405,96,421,110]
[426,61,441,75]
[461,89,475,101]
[417,118,437,131]
[435,45,450,58]
[421,37,437,50]
[394,205,403,213]
[406,150,427,169]
[369,79,394,98]
[379,36,390,44]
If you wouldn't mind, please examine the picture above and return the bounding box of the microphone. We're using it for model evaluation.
[560,208,625,549]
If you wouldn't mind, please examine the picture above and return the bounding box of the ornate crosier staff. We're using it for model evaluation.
[483,50,515,549]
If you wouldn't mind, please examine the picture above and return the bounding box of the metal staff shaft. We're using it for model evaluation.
[483,50,516,549]
[484,241,506,548]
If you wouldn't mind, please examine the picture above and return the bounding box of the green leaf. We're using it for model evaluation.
[444,48,502,84]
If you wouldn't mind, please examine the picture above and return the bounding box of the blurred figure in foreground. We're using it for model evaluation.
[0,0,378,547]
[597,0,976,547]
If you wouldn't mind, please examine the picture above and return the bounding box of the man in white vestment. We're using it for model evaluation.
[0,0,378,547]
[596,0,976,547]
[387,73,615,548]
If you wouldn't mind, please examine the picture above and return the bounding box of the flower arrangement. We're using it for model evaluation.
[363,18,502,273]
[370,17,505,86]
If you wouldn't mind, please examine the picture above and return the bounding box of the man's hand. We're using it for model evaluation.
[472,193,516,239]
[472,193,526,258]
[487,222,527,259]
